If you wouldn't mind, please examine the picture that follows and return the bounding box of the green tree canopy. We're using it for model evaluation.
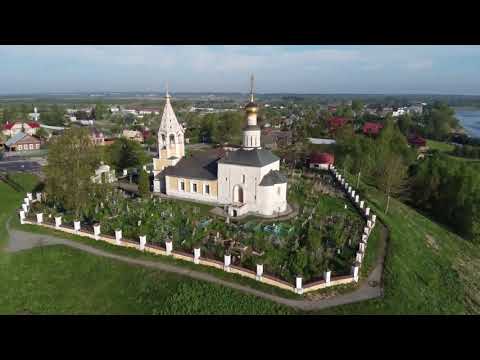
[107,137,149,171]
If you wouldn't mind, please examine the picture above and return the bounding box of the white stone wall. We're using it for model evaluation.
[218,160,286,216]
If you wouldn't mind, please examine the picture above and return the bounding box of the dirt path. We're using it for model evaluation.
[6,218,388,312]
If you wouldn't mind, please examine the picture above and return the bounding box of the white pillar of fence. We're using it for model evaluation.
[256,264,264,280]
[24,197,30,206]
[356,252,363,263]
[54,216,62,228]
[194,247,201,264]
[324,270,331,284]
[36,192,42,202]
[165,240,173,255]
[351,190,356,198]
[74,220,81,233]
[365,207,370,217]
[295,277,304,294]
[224,254,231,272]
[123,169,128,177]
[362,234,368,243]
[36,213,43,224]
[360,200,365,209]
[372,214,377,223]
[352,264,359,282]
[19,210,25,224]
[27,192,33,201]
[94,224,101,240]
[115,229,122,244]
[364,226,370,236]
[22,203,28,213]
[139,235,146,251]
[359,242,366,253]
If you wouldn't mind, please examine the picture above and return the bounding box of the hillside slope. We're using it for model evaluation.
[317,177,480,314]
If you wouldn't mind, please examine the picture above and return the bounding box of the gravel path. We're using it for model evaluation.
[6,219,387,311]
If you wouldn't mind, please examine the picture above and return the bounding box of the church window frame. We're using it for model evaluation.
[204,183,210,195]
[242,174,246,184]
[179,179,185,192]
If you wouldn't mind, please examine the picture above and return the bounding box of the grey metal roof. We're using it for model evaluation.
[162,150,221,180]
[259,170,287,186]
[218,148,279,167]
[5,132,27,147]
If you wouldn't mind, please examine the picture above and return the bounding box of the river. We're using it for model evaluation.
[455,108,480,138]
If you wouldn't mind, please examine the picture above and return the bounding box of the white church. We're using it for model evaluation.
[152,77,289,218]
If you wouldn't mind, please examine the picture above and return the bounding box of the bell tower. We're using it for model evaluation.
[153,84,185,175]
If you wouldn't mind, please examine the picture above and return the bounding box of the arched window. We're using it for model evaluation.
[169,134,175,145]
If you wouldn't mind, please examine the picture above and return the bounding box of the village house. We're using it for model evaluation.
[89,127,105,146]
[261,129,293,150]
[4,132,41,152]
[122,129,144,143]
[327,117,348,132]
[2,121,40,137]
[309,152,334,170]
[363,122,384,136]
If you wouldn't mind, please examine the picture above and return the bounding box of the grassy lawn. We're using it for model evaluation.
[0,245,294,314]
[317,172,480,314]
[0,173,39,249]
[427,139,454,153]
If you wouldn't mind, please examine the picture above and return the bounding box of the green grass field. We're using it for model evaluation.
[427,139,454,152]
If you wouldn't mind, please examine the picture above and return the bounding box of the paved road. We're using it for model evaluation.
[0,161,43,173]
[6,218,387,311]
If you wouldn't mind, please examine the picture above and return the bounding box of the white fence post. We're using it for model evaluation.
[22,203,28,213]
[364,226,370,236]
[256,264,264,280]
[27,192,33,201]
[372,214,377,223]
[355,195,359,203]
[352,264,359,282]
[54,216,62,228]
[74,220,81,233]
[360,200,365,209]
[165,240,173,255]
[123,169,128,177]
[194,247,201,264]
[356,252,363,263]
[19,210,25,224]
[139,235,146,251]
[36,192,42,202]
[362,234,368,243]
[324,270,331,284]
[24,197,30,206]
[94,224,101,240]
[367,220,373,228]
[224,254,231,272]
[36,212,43,224]
[359,242,366,253]
[351,190,356,198]
[295,277,303,294]
[365,207,370,217]
[115,229,122,244]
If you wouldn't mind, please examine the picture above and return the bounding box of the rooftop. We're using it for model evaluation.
[218,148,279,167]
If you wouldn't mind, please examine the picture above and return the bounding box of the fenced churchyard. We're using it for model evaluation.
[18,167,377,294]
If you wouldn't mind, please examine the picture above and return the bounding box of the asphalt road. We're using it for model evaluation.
[0,161,43,173]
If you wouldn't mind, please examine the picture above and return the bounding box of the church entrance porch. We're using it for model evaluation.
[227,202,248,217]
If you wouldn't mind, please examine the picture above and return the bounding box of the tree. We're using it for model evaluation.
[351,99,364,115]
[44,128,101,219]
[107,137,149,171]
[138,169,150,198]
[36,127,49,141]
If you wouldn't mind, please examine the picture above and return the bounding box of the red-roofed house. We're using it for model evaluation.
[2,121,40,137]
[408,135,427,147]
[327,117,347,132]
[309,152,335,170]
[362,122,384,136]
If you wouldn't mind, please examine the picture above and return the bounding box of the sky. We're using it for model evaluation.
[1,45,480,95]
